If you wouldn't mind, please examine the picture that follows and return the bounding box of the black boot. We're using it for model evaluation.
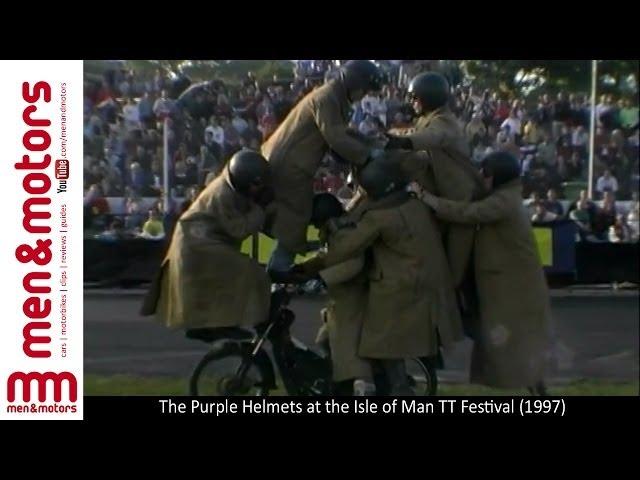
[379,360,414,396]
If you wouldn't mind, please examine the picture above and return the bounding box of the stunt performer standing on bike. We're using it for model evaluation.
[387,72,488,343]
[261,60,388,274]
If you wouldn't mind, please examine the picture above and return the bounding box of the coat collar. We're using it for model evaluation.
[416,106,449,128]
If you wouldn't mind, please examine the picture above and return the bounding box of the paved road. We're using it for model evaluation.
[84,289,639,385]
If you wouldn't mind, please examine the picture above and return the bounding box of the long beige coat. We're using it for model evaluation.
[145,169,271,330]
[261,79,370,254]
[305,192,460,359]
[317,256,372,382]
[431,179,556,388]
[405,107,487,286]
[314,191,377,382]
[337,152,466,348]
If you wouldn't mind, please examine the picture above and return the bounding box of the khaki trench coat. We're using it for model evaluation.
[405,107,487,286]
[431,180,556,388]
[314,192,375,381]
[305,192,460,359]
[261,79,370,254]
[316,256,372,382]
[143,169,271,330]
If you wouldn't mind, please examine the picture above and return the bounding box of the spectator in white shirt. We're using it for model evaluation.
[531,202,558,223]
[361,93,380,117]
[122,98,140,130]
[572,126,589,149]
[500,109,522,141]
[524,191,542,217]
[595,169,619,196]
[231,112,248,135]
[372,94,388,127]
[152,90,174,120]
[596,94,612,125]
[358,115,378,136]
[204,116,225,146]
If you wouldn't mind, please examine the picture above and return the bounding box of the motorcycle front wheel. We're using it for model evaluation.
[406,357,438,396]
[189,342,271,396]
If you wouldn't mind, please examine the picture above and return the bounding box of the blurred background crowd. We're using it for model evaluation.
[84,60,639,244]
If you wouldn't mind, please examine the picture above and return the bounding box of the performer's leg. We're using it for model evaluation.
[374,359,414,396]
[267,241,296,274]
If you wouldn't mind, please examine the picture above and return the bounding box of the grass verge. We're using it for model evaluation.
[84,374,639,396]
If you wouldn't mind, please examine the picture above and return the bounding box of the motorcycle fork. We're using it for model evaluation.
[271,337,303,395]
[233,322,275,380]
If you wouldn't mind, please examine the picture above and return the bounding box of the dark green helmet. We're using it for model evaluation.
[480,151,520,189]
[358,157,407,200]
[227,149,271,193]
[169,74,192,99]
[408,72,450,112]
[342,60,384,93]
[310,193,344,228]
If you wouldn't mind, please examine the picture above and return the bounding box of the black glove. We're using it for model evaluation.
[385,134,413,150]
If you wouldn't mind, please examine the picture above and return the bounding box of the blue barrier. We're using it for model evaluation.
[532,220,578,275]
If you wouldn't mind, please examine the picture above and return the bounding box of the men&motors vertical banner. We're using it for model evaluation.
[0,60,83,419]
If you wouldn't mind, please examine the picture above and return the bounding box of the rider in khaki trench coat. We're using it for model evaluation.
[261,61,384,257]
[300,172,460,361]
[309,194,372,384]
[317,257,372,383]
[327,149,465,350]
[141,151,273,331]
[422,152,556,390]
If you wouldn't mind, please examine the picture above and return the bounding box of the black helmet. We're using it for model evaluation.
[342,60,384,93]
[407,72,450,112]
[310,193,344,228]
[227,149,271,193]
[480,151,520,189]
[358,157,407,200]
[168,74,192,99]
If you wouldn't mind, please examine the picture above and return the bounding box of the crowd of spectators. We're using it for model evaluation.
[84,60,639,243]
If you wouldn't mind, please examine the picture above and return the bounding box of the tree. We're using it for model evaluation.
[461,60,638,97]
[122,60,294,85]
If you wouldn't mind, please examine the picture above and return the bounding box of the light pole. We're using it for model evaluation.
[588,60,598,199]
